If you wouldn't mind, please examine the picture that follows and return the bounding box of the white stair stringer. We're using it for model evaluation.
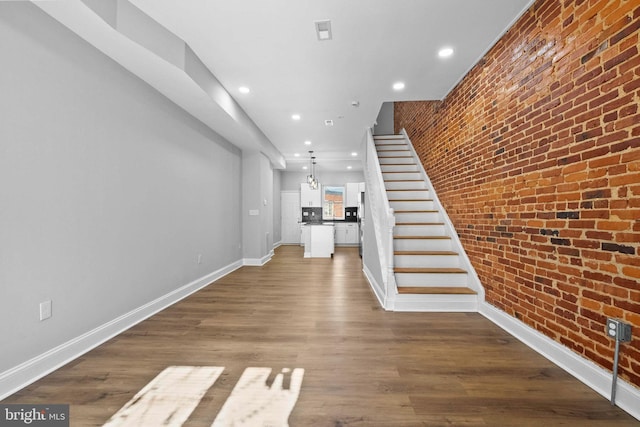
[372,132,485,312]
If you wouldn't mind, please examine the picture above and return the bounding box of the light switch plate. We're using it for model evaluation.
[40,300,52,321]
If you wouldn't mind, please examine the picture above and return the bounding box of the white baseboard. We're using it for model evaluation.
[362,264,388,310]
[480,302,640,421]
[0,260,243,401]
[242,250,273,266]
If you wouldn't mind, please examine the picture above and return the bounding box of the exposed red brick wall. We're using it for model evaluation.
[395,0,640,387]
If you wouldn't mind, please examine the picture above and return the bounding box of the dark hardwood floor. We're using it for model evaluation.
[3,246,638,426]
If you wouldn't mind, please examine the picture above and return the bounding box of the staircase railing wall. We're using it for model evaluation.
[361,129,396,309]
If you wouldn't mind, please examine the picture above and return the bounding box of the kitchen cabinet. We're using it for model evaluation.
[302,224,334,258]
[345,223,358,245]
[300,224,309,248]
[335,223,359,245]
[300,183,322,207]
[345,183,360,207]
[335,223,346,245]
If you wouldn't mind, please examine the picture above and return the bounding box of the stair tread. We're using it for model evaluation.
[394,210,439,213]
[395,267,467,273]
[389,199,434,202]
[397,286,477,295]
[386,189,429,191]
[380,163,418,166]
[394,235,451,240]
[384,179,424,182]
[395,251,459,255]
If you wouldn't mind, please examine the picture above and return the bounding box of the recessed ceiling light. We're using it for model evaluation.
[238,86,250,94]
[324,119,334,126]
[304,140,312,146]
[292,114,301,120]
[351,152,358,157]
[393,82,405,91]
[438,47,454,58]
[294,153,300,157]
[347,166,352,170]
[302,166,308,170]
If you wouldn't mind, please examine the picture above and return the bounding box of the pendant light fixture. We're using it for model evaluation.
[306,151,313,185]
[307,151,318,189]
[311,159,318,189]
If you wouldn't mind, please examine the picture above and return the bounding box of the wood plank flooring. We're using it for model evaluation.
[2,246,637,426]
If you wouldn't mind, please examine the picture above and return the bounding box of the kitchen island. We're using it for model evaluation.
[301,223,335,258]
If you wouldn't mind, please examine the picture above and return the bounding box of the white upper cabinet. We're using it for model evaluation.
[300,183,322,207]
[345,182,360,207]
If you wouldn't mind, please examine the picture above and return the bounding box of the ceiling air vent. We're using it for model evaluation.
[324,119,334,126]
[315,20,332,41]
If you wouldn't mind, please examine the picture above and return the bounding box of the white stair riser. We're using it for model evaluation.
[378,152,412,158]
[379,157,415,165]
[375,142,406,148]
[394,255,461,268]
[383,172,422,181]
[376,145,409,150]
[374,135,405,140]
[393,294,478,312]
[394,238,452,251]
[385,181,428,190]
[394,224,446,236]
[395,272,468,287]
[386,190,430,199]
[390,200,435,211]
[381,164,419,173]
[395,212,440,223]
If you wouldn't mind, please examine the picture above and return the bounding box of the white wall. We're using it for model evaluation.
[373,102,394,135]
[272,170,282,245]
[362,190,383,290]
[0,4,242,373]
[242,151,274,262]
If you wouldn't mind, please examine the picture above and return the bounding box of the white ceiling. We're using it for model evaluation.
[35,0,534,172]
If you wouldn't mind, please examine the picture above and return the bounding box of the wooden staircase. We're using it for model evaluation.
[374,134,477,298]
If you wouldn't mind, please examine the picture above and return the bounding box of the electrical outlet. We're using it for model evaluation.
[606,318,632,342]
[39,300,52,321]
